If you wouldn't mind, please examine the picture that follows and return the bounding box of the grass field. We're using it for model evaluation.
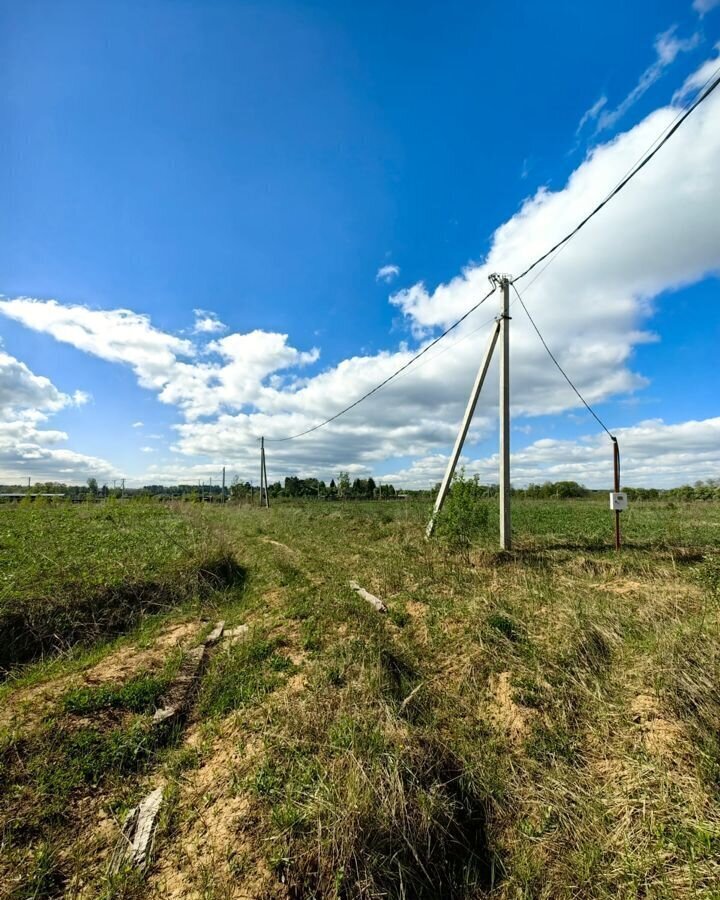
[1,497,719,898]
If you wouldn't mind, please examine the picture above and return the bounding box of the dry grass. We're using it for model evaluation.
[1,498,719,898]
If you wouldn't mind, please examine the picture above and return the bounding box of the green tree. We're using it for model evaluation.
[337,471,351,499]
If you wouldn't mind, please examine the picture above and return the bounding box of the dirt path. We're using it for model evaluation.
[0,620,199,733]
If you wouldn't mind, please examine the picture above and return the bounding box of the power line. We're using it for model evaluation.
[265,283,498,442]
[267,65,720,443]
[513,67,720,285]
[511,282,614,439]
[517,61,720,297]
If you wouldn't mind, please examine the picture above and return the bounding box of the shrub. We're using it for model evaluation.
[436,470,490,552]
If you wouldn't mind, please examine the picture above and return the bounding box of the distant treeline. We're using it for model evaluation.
[2,477,719,502]
[0,472,403,502]
[229,472,401,501]
[519,479,720,501]
[442,478,720,501]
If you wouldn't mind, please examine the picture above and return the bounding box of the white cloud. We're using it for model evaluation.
[140,446,155,453]
[2,53,720,486]
[578,26,701,134]
[383,417,720,489]
[0,299,196,392]
[672,42,720,103]
[172,54,720,478]
[0,350,78,416]
[192,308,227,335]
[0,418,116,483]
[693,0,720,16]
[575,95,607,136]
[132,421,144,428]
[0,299,318,420]
[0,350,116,483]
[376,264,400,283]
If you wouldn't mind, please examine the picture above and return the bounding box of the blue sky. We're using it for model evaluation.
[1,0,719,487]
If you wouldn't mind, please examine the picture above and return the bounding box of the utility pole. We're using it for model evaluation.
[221,466,226,504]
[259,437,270,508]
[612,438,621,551]
[259,440,264,507]
[499,276,511,550]
[426,273,512,548]
[121,478,125,500]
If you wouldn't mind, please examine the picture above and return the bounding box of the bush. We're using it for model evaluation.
[436,470,490,552]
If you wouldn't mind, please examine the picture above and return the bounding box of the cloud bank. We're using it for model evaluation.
[1,54,719,487]
[0,350,116,482]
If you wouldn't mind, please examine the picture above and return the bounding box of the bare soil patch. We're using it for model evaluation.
[0,621,199,733]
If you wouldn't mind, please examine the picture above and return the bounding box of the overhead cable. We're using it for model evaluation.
[266,66,720,442]
[265,284,498,442]
[511,282,614,439]
[512,68,720,285]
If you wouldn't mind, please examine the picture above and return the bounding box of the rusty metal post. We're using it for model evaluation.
[613,437,621,551]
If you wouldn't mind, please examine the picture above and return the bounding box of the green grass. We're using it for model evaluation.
[61,669,175,715]
[0,500,243,671]
[199,632,295,717]
[1,497,719,898]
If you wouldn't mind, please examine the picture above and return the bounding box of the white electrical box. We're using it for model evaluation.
[609,491,628,511]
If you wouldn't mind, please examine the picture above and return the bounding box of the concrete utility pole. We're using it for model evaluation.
[426,273,512,548]
[259,437,270,508]
[221,466,226,504]
[499,276,511,550]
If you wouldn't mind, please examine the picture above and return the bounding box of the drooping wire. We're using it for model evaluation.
[266,64,720,443]
[516,61,720,296]
[511,282,614,439]
[513,67,720,285]
[264,284,498,442]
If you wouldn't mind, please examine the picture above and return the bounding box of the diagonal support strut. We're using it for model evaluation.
[426,318,502,537]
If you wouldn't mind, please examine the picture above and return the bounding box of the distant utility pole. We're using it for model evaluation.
[426,274,512,550]
[221,466,226,503]
[121,478,125,500]
[259,437,270,508]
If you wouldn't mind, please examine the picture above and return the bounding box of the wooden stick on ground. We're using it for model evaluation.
[349,581,387,613]
[108,785,164,874]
